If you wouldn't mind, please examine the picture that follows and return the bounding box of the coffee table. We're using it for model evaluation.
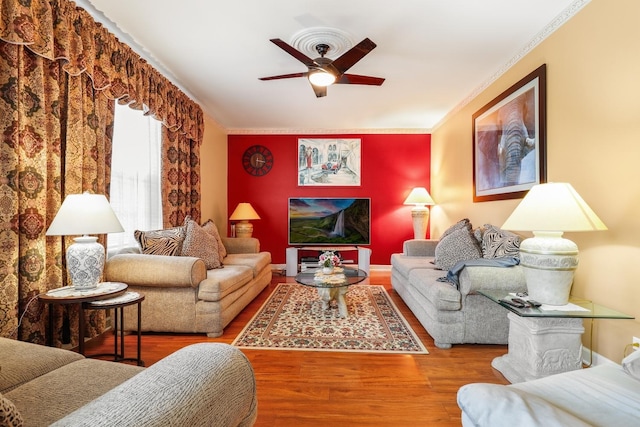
[295,267,367,318]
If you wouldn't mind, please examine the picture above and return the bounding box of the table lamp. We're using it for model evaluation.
[46,192,124,290]
[403,187,435,239]
[229,202,261,238]
[501,183,607,305]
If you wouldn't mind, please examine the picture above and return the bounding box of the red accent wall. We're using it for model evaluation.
[227,134,431,265]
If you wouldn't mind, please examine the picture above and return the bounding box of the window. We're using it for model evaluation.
[107,103,162,255]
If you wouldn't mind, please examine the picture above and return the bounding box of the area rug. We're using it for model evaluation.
[232,284,428,354]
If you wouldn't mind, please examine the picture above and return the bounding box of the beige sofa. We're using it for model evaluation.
[0,337,257,426]
[105,237,271,337]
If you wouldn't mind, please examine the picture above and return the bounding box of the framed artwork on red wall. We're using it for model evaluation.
[297,138,361,186]
[472,64,547,202]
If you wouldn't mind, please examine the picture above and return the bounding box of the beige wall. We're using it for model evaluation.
[432,0,640,362]
[200,114,228,228]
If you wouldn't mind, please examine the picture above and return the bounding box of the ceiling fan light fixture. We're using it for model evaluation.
[308,69,336,87]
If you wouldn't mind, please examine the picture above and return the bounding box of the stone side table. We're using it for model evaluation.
[491,313,584,383]
[478,289,634,383]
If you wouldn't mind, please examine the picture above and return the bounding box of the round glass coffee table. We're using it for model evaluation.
[295,267,367,318]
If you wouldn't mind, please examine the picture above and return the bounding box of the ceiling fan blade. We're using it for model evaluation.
[259,72,307,81]
[311,84,327,98]
[331,38,377,75]
[335,74,385,86]
[269,38,317,68]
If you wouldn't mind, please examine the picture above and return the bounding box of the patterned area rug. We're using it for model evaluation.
[232,284,428,354]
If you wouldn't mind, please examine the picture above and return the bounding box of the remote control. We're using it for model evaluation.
[499,298,526,308]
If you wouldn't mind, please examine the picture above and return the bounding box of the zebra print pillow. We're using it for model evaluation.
[134,226,186,256]
[481,224,521,259]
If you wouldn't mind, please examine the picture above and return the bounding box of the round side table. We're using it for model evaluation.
[40,282,128,354]
[84,291,145,366]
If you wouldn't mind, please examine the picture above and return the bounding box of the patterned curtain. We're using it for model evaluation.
[0,0,204,345]
[162,129,202,227]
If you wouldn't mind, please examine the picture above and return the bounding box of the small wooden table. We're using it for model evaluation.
[40,282,128,354]
[84,291,145,366]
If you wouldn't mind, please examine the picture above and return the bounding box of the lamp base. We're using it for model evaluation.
[410,207,429,240]
[235,221,253,238]
[519,232,579,305]
[67,236,105,290]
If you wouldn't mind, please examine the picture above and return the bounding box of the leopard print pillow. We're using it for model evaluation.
[181,219,222,269]
[0,393,24,427]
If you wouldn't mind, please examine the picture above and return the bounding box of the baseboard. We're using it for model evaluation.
[271,263,392,275]
[583,347,617,367]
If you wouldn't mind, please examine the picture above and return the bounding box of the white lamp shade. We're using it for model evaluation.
[229,203,261,221]
[403,187,435,206]
[46,192,123,290]
[46,192,124,236]
[501,182,606,305]
[501,183,607,232]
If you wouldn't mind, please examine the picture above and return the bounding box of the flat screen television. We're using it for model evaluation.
[288,198,370,245]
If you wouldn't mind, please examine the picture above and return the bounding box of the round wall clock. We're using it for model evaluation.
[242,145,274,176]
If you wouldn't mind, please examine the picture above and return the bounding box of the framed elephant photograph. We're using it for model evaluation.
[472,64,547,202]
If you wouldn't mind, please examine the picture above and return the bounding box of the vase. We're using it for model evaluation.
[322,266,334,275]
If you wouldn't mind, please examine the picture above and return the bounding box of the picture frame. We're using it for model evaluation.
[472,64,547,202]
[297,138,361,186]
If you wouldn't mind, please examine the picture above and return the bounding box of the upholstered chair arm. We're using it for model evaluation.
[403,239,439,257]
[458,264,527,297]
[52,343,258,427]
[222,237,260,254]
[104,254,207,288]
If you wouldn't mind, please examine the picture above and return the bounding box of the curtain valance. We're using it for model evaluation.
[0,0,203,142]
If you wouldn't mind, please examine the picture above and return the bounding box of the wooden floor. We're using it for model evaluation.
[84,269,509,426]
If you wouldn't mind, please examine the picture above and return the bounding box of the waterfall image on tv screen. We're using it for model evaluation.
[288,198,370,245]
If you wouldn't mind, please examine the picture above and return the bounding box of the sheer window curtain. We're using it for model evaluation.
[108,104,163,255]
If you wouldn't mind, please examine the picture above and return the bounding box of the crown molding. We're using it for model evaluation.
[226,128,430,135]
[432,0,591,132]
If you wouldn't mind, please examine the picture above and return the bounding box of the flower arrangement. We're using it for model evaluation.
[318,250,341,268]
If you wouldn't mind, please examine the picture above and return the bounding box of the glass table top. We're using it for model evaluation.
[295,267,367,289]
[478,289,635,319]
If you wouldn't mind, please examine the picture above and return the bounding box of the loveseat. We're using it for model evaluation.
[0,337,257,426]
[390,219,527,349]
[105,228,271,337]
[457,350,640,426]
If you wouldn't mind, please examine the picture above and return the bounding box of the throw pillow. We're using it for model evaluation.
[0,393,24,427]
[434,227,482,270]
[202,219,227,260]
[181,219,222,269]
[622,348,640,381]
[481,224,521,259]
[440,218,472,241]
[134,226,186,256]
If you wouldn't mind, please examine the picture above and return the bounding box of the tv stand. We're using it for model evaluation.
[285,246,371,276]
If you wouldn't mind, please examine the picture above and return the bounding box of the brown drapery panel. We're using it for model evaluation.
[162,129,201,226]
[0,0,204,344]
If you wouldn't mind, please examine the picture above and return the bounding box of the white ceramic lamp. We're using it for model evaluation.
[501,183,607,305]
[403,187,435,239]
[230,203,261,238]
[46,192,124,290]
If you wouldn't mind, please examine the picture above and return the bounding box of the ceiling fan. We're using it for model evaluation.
[259,38,385,98]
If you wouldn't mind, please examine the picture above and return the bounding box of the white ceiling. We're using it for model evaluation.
[80,0,586,133]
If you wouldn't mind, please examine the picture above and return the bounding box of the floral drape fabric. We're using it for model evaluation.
[0,0,204,345]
